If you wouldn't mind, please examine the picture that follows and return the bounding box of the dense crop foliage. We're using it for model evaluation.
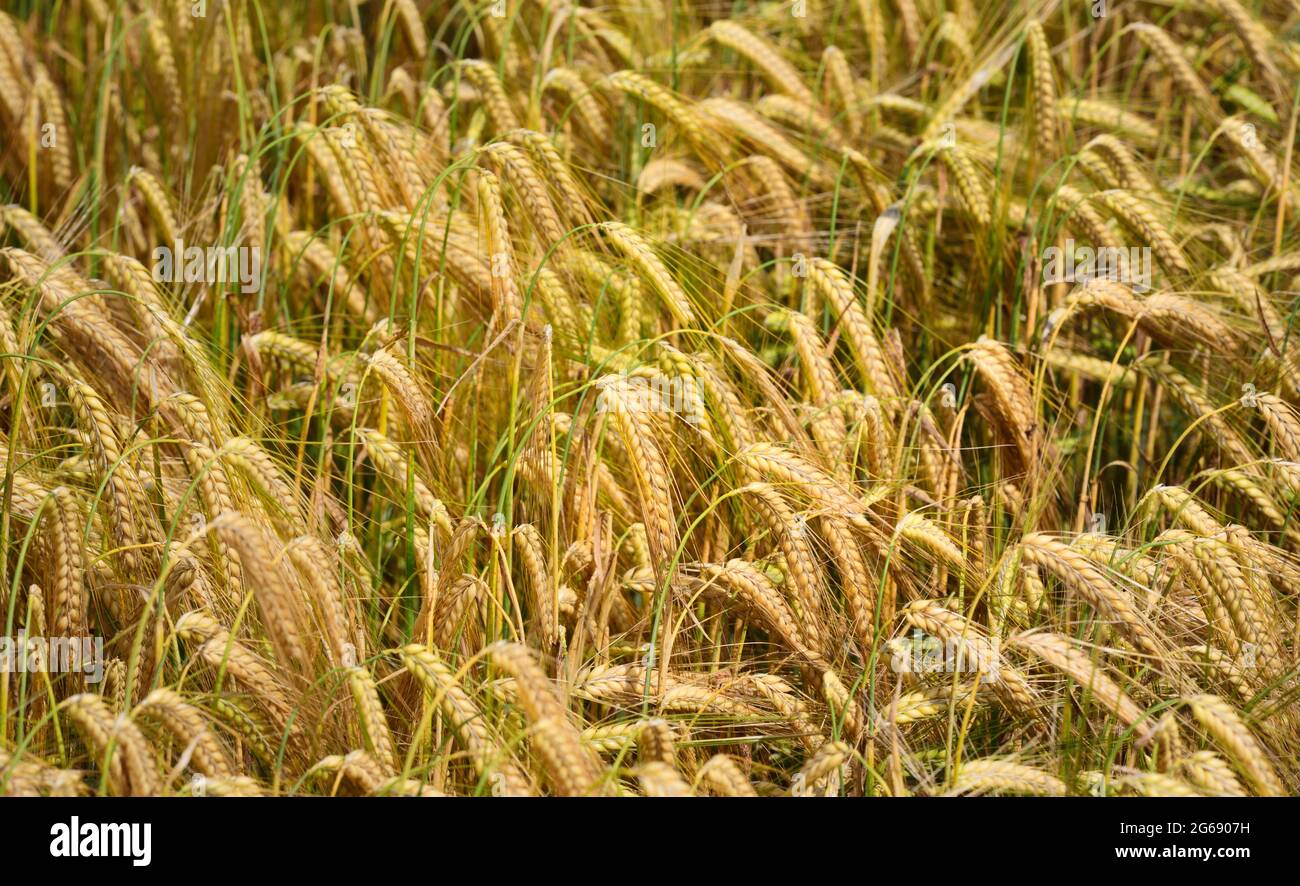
[2,0,1300,796]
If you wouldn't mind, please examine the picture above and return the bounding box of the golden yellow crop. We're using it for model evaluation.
[0,0,1297,797]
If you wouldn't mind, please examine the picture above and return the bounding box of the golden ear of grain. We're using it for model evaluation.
[513,524,559,651]
[316,749,394,795]
[1129,23,1221,123]
[65,380,152,578]
[1025,21,1059,157]
[364,347,434,433]
[1146,510,1285,679]
[1118,771,1202,797]
[1063,97,1160,146]
[606,70,706,149]
[699,97,832,188]
[756,94,847,151]
[1019,534,1162,656]
[218,436,301,524]
[599,379,679,579]
[1011,631,1155,743]
[487,642,609,796]
[31,70,73,190]
[898,512,975,576]
[708,20,815,105]
[285,534,360,667]
[821,45,861,138]
[820,670,863,745]
[966,338,1035,447]
[1256,392,1300,461]
[541,67,609,138]
[767,309,848,457]
[890,682,987,725]
[135,689,234,779]
[817,512,878,656]
[1187,694,1286,796]
[637,760,693,796]
[599,221,696,327]
[44,486,86,637]
[1095,189,1189,276]
[952,758,1067,796]
[459,60,520,133]
[211,513,312,671]
[1180,750,1247,797]
[392,0,427,60]
[127,165,180,249]
[202,775,268,797]
[701,559,821,663]
[793,739,850,796]
[64,694,159,796]
[934,144,992,229]
[635,717,677,766]
[902,600,1035,714]
[400,645,535,796]
[809,258,902,406]
[507,129,594,228]
[345,665,397,771]
[175,610,294,724]
[740,482,827,654]
[483,141,565,249]
[737,442,870,528]
[1207,0,1285,97]
[697,753,758,796]
[476,169,524,338]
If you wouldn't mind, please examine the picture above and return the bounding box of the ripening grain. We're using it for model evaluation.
[0,0,1297,798]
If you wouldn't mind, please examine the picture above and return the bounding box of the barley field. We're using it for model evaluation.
[0,0,1298,798]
